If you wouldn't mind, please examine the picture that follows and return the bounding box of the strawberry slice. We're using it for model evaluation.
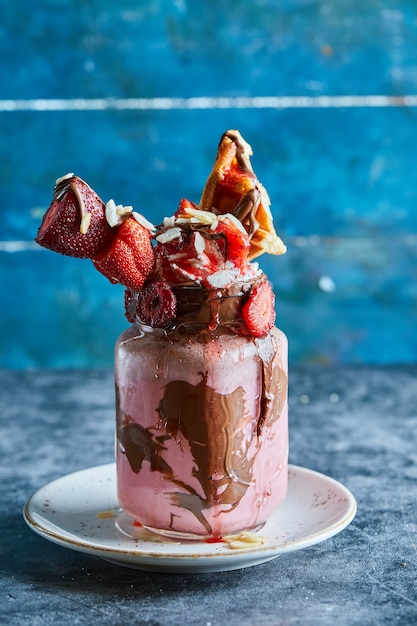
[124,289,136,324]
[154,212,250,286]
[154,227,194,284]
[136,279,177,327]
[211,170,257,216]
[213,216,250,269]
[92,216,154,291]
[174,197,200,217]
[242,279,276,338]
[35,174,114,258]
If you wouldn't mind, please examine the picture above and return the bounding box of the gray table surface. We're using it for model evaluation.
[1,366,416,626]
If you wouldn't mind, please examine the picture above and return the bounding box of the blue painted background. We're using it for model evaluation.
[1,1,417,368]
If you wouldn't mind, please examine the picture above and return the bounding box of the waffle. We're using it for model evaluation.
[200,130,286,260]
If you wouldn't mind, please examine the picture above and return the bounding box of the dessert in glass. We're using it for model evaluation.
[35,130,288,539]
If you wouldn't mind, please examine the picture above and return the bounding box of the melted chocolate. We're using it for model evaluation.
[118,420,173,476]
[172,283,250,330]
[256,334,288,435]
[157,379,252,508]
[222,130,254,175]
[234,189,261,236]
[53,177,88,220]
[169,280,287,435]
[117,378,257,533]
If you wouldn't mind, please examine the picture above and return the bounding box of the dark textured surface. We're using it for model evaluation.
[1,366,416,625]
[2,1,417,367]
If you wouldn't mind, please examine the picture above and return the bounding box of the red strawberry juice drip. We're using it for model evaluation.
[204,536,225,544]
[132,520,143,528]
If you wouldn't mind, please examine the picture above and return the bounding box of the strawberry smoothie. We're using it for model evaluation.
[35,129,289,539]
[115,293,288,537]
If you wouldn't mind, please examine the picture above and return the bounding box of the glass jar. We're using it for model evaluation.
[115,287,288,539]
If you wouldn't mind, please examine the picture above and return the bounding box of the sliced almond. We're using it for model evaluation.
[132,211,155,232]
[80,212,91,234]
[96,509,116,519]
[163,216,176,228]
[193,231,206,256]
[180,207,217,224]
[156,227,182,244]
[105,199,123,227]
[207,269,235,288]
[167,252,188,261]
[105,199,136,228]
[218,212,248,234]
[224,531,267,550]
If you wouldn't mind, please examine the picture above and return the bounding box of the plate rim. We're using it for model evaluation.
[23,462,357,566]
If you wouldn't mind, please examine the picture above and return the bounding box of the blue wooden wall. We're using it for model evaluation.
[1,1,417,368]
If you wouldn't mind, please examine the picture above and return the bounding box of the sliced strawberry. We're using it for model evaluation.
[213,217,250,269]
[136,279,177,327]
[242,280,276,338]
[154,205,250,287]
[124,289,136,324]
[92,216,154,291]
[211,170,257,216]
[174,197,200,217]
[35,174,114,258]
[154,227,194,284]
[155,227,229,286]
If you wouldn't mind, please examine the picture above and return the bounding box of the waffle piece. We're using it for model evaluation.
[200,130,286,260]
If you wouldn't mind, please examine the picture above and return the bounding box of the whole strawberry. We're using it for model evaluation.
[92,216,155,292]
[35,174,114,258]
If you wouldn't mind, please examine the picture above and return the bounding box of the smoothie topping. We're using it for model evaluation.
[153,205,255,291]
[79,212,92,234]
[35,130,286,338]
[223,531,267,549]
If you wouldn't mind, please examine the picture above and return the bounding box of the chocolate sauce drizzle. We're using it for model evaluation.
[218,131,261,239]
[234,189,261,236]
[117,379,253,534]
[222,130,254,175]
[53,176,88,221]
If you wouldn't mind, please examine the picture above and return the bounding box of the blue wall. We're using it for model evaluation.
[1,1,417,368]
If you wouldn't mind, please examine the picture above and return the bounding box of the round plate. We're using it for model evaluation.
[23,463,356,573]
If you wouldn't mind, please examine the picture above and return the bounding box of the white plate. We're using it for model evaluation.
[23,463,356,573]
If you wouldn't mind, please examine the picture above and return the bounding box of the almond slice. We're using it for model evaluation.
[156,227,182,244]
[223,531,267,550]
[132,211,155,232]
[80,212,91,234]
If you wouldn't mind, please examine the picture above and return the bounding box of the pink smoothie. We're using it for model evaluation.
[115,323,288,538]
